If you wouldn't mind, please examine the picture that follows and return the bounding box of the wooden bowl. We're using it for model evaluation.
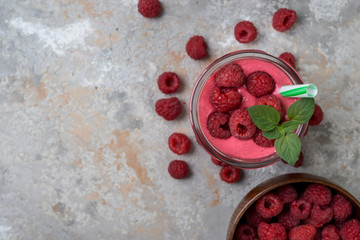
[227,173,360,240]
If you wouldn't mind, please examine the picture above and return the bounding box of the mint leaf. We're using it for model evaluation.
[263,126,282,139]
[248,105,280,131]
[274,133,301,166]
[281,120,300,133]
[288,98,315,124]
[278,125,286,136]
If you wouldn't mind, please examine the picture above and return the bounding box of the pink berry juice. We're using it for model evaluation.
[190,51,308,168]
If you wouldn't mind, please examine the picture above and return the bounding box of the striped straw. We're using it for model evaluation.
[280,84,318,98]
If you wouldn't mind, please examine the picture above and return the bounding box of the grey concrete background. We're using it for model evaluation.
[1,0,360,239]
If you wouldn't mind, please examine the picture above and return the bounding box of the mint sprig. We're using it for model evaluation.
[248,98,315,166]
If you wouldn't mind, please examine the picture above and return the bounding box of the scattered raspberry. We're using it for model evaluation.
[340,219,360,240]
[304,184,332,206]
[234,21,257,43]
[253,129,275,147]
[279,52,296,68]
[207,112,231,139]
[168,160,189,179]
[281,151,304,168]
[272,8,297,32]
[331,194,353,222]
[168,133,191,155]
[257,222,287,240]
[155,97,182,120]
[277,209,300,230]
[256,95,284,119]
[288,225,316,240]
[245,206,271,227]
[214,63,246,88]
[220,165,241,183]
[290,198,312,219]
[209,87,242,113]
[275,184,299,204]
[229,109,257,140]
[309,104,324,126]
[256,193,283,218]
[185,35,208,60]
[305,204,333,228]
[246,71,275,97]
[234,224,257,240]
[211,156,227,166]
[137,0,162,18]
[157,72,181,94]
[322,225,340,240]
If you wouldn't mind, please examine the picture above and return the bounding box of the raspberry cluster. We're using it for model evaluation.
[233,183,358,240]
[206,63,284,148]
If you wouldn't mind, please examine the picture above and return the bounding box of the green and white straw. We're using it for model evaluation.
[280,84,318,98]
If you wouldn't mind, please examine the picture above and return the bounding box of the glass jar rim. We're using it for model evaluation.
[189,50,308,169]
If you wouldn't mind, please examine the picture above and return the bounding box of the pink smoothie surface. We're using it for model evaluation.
[198,59,298,161]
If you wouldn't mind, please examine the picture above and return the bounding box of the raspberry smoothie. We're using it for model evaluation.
[190,51,307,168]
[198,58,297,160]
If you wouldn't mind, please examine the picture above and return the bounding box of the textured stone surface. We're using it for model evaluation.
[1,0,360,239]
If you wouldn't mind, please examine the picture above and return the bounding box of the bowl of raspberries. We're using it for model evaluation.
[227,173,360,240]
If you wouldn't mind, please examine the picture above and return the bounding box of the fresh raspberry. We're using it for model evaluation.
[304,184,332,206]
[245,206,271,227]
[214,63,246,88]
[322,225,340,240]
[229,109,257,140]
[309,104,324,126]
[168,133,191,155]
[340,219,360,240]
[255,193,283,218]
[157,72,180,94]
[234,21,257,43]
[275,185,299,204]
[234,224,257,240]
[272,8,297,32]
[279,52,296,68]
[207,112,231,139]
[220,165,241,183]
[277,209,300,230]
[185,35,208,60]
[305,204,333,228]
[155,97,182,120]
[257,222,287,240]
[290,198,312,219]
[209,87,242,113]
[210,156,227,166]
[253,129,275,147]
[281,151,304,168]
[168,160,189,179]
[331,194,353,221]
[137,0,162,18]
[288,225,316,240]
[246,71,275,97]
[256,95,284,119]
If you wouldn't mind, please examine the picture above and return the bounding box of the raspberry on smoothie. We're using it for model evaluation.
[198,58,298,160]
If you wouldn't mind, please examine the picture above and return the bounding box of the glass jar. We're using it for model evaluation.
[189,50,308,169]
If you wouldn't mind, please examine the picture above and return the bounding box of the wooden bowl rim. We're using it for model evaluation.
[227,173,360,240]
